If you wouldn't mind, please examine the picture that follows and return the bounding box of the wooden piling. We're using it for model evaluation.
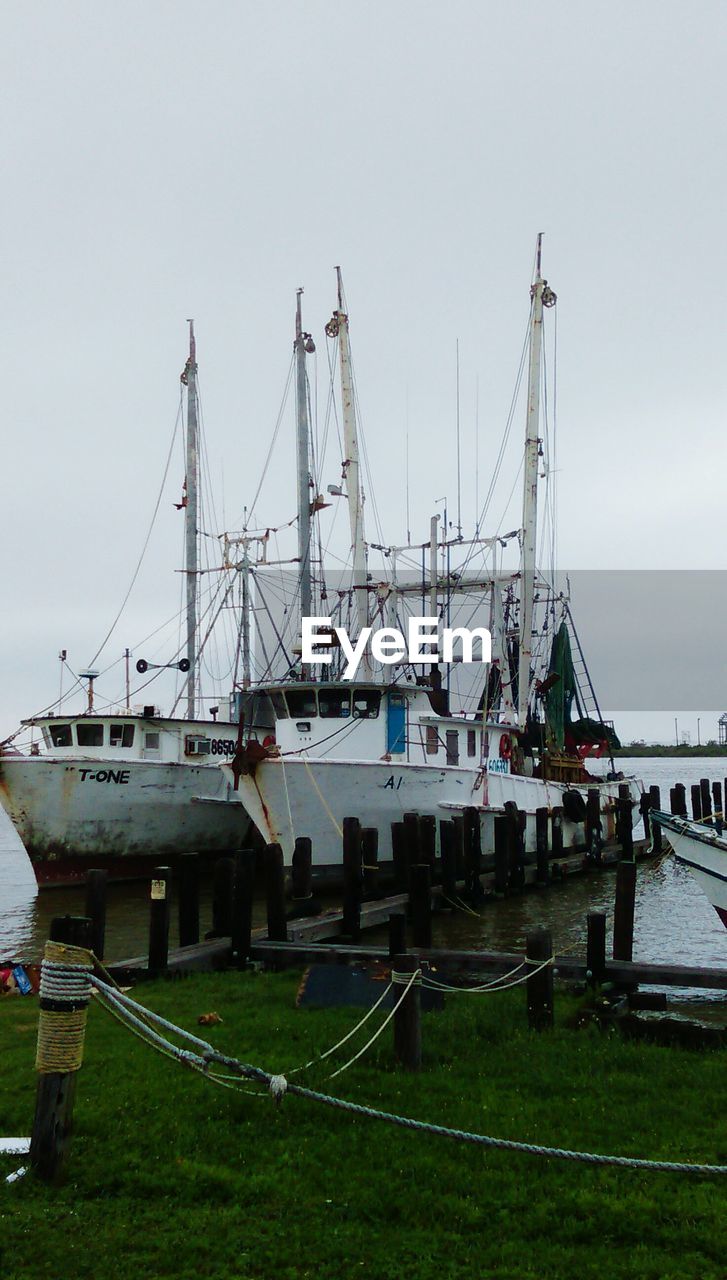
[494,815,509,894]
[362,827,380,896]
[211,856,235,937]
[148,867,171,976]
[649,786,662,854]
[393,952,422,1070]
[700,778,713,825]
[419,814,436,874]
[617,796,633,860]
[713,782,723,835]
[264,843,288,943]
[291,836,313,900]
[551,807,564,860]
[586,912,607,987]
[403,812,421,883]
[613,861,637,962]
[669,786,679,815]
[342,816,363,941]
[639,792,651,842]
[674,782,687,816]
[463,806,483,900]
[503,801,522,889]
[30,915,92,1184]
[388,911,407,959]
[231,849,255,966]
[178,853,200,948]
[452,815,465,880]
[391,821,407,891]
[691,784,702,821]
[526,928,554,1030]
[84,868,108,960]
[410,863,432,949]
[535,807,549,883]
[439,820,457,905]
[585,790,602,862]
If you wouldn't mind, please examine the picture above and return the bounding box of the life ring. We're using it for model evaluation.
[499,733,512,760]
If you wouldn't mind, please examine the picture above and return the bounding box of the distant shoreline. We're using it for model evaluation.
[614,744,727,758]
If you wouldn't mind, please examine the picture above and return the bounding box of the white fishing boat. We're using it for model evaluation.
[653,811,727,928]
[220,248,642,876]
[0,326,251,886]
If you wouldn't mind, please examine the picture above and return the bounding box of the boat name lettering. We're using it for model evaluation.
[209,739,236,756]
[301,616,491,680]
[487,758,510,775]
[383,775,403,790]
[78,769,131,784]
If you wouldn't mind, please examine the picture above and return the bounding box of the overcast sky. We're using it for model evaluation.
[2,2,725,742]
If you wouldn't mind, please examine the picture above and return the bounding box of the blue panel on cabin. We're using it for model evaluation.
[387,694,406,753]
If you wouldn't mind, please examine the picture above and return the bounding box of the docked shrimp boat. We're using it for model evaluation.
[653,812,727,928]
[220,251,642,877]
[0,326,251,886]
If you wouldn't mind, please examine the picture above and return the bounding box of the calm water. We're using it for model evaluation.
[2,758,727,1013]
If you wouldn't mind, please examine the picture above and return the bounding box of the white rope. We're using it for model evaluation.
[421,955,554,995]
[286,980,394,1076]
[328,968,421,1081]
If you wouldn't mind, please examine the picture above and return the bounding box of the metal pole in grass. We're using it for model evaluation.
[30,916,92,1184]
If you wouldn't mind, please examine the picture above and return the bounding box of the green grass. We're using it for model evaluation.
[1,971,726,1279]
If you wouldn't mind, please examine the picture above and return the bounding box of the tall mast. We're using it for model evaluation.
[295,289,313,620]
[184,320,199,719]
[517,235,556,729]
[327,267,369,643]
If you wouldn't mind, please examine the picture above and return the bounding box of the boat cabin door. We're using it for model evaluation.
[387,692,406,754]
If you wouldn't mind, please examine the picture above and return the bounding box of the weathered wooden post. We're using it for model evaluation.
[463,805,483,901]
[148,866,171,976]
[700,778,713,826]
[526,928,554,1030]
[674,782,687,816]
[639,792,651,843]
[30,916,93,1184]
[342,816,363,941]
[586,912,607,987]
[585,790,602,863]
[264,843,288,943]
[452,815,465,880]
[291,836,313,901]
[410,863,432,949]
[419,814,436,874]
[439,820,457,905]
[178,853,200,948]
[211,856,235,937]
[669,786,679,815]
[712,781,723,835]
[391,821,407,891]
[231,848,256,967]
[493,815,509,894]
[691,783,703,821]
[362,827,380,897]
[388,911,407,959]
[649,786,662,854]
[503,802,524,891]
[613,861,637,962]
[617,796,633,860]
[403,812,422,884]
[535,807,549,884]
[393,953,422,1070]
[551,806,564,860]
[84,868,108,960]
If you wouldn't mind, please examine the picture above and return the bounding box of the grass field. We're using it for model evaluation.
[1,969,726,1279]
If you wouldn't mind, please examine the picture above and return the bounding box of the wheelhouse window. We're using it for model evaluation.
[352,690,381,719]
[49,724,73,748]
[319,688,351,719]
[76,723,104,748]
[110,724,135,748]
[467,729,477,757]
[426,725,439,755]
[144,732,160,754]
[285,689,318,718]
[446,730,459,766]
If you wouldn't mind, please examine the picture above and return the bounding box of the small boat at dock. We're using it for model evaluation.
[653,810,727,928]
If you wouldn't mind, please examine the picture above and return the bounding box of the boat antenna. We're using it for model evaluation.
[456,338,462,541]
[295,289,313,622]
[518,234,556,730]
[183,319,199,719]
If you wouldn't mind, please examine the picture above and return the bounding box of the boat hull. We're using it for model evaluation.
[0,756,251,887]
[222,756,638,877]
[655,811,727,928]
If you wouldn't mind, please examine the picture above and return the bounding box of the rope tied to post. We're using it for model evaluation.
[35,942,94,1074]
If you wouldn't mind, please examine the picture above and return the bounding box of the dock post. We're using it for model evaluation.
[639,792,651,843]
[504,801,522,888]
[526,928,554,1030]
[419,814,436,875]
[362,827,380,897]
[393,953,422,1071]
[439,820,457,906]
[649,786,662,853]
[691,784,702,821]
[535,807,549,883]
[669,786,679,815]
[403,812,421,886]
[388,911,407,959]
[700,778,713,826]
[674,782,687,816]
[585,790,602,863]
[452,815,465,879]
[712,781,723,835]
[84,868,108,960]
[586,912,607,987]
[291,836,313,901]
[613,861,637,962]
[391,822,407,891]
[211,856,235,937]
[463,806,483,902]
[264,843,288,943]
[231,849,255,966]
[617,796,633,860]
[342,816,363,941]
[178,853,200,948]
[410,863,432,949]
[148,867,171,976]
[551,807,564,861]
[494,815,509,894]
[30,915,92,1184]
